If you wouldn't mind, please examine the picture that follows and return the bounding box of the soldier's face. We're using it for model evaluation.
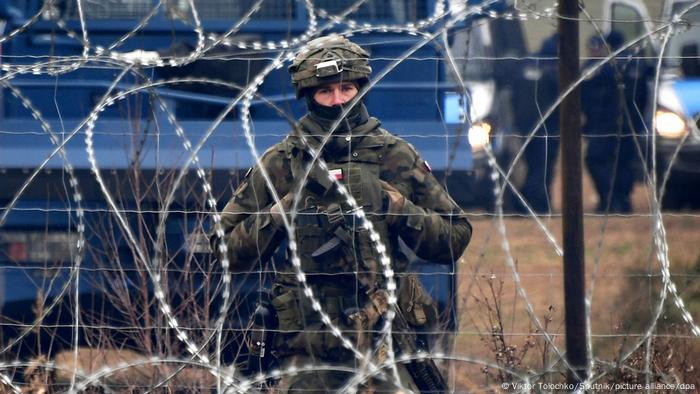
[312,82,358,107]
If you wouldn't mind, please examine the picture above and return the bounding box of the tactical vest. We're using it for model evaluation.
[269,120,438,359]
[268,120,390,339]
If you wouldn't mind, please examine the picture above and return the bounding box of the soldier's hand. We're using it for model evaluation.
[379,180,405,225]
[270,192,294,229]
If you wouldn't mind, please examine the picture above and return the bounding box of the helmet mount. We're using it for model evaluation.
[289,35,372,99]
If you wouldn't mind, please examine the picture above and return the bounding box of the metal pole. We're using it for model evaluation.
[557,0,588,385]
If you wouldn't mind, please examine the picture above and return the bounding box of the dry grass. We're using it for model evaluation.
[451,176,700,390]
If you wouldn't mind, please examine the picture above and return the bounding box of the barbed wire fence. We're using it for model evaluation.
[0,0,699,392]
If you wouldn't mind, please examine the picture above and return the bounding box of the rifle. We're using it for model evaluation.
[351,289,449,393]
[391,301,449,392]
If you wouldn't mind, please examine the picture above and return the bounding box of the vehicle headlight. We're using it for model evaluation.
[468,122,491,152]
[655,109,687,139]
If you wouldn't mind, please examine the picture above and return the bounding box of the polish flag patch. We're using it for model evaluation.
[329,168,343,180]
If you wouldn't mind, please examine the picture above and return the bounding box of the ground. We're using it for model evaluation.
[452,171,700,391]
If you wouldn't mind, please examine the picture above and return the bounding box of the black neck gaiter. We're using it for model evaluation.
[305,95,369,134]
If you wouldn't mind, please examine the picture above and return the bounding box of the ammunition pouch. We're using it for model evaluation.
[271,285,357,330]
[397,273,439,328]
[270,285,367,358]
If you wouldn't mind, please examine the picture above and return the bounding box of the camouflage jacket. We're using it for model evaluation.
[217,114,472,276]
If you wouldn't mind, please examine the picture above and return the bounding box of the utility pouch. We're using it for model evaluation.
[271,288,304,331]
[397,274,438,327]
[272,288,360,358]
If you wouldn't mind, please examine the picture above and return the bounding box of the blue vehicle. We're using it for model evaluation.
[652,0,700,209]
[0,0,506,365]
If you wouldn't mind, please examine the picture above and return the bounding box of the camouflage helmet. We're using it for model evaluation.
[289,35,372,99]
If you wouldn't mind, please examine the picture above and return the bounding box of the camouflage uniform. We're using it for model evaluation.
[217,35,472,392]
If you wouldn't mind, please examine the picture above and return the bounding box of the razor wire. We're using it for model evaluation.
[0,0,699,392]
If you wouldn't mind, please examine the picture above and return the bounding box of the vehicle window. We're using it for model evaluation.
[51,0,428,22]
[315,0,428,22]
[611,4,644,43]
[490,19,527,58]
[314,0,428,23]
[52,0,296,20]
[666,2,700,70]
[449,20,494,81]
[610,3,657,61]
[671,1,700,17]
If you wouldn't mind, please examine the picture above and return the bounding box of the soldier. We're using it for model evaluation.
[216,34,472,393]
[582,31,649,213]
[512,32,560,214]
